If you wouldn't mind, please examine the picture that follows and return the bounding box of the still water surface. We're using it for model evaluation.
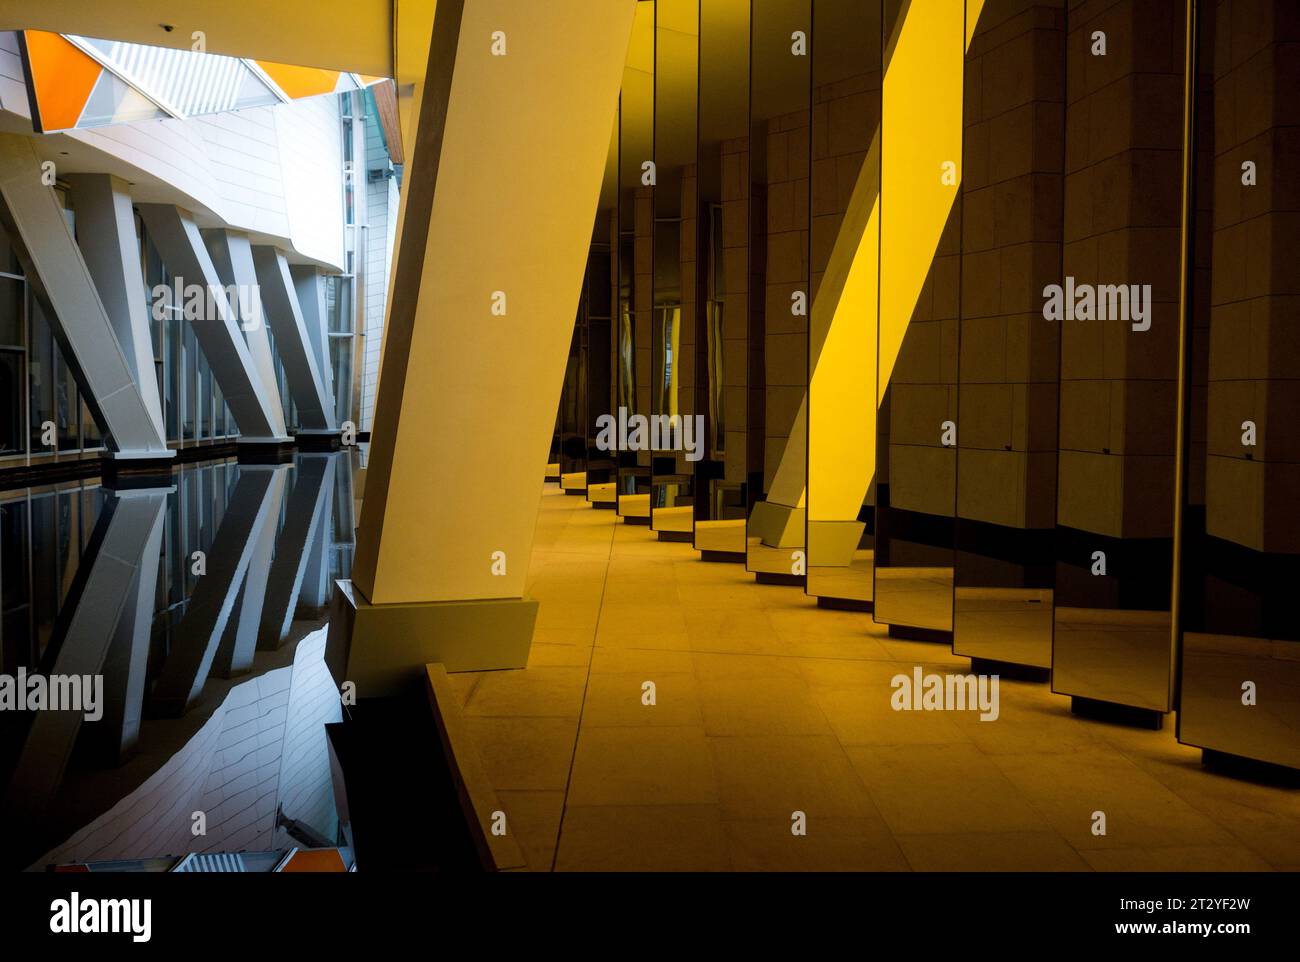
[0,450,361,870]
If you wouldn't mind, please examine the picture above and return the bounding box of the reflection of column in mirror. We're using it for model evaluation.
[150,465,288,716]
[0,486,167,823]
[872,0,968,639]
[614,0,655,521]
[558,290,588,495]
[258,454,339,651]
[1051,0,1191,724]
[1179,2,1299,771]
[583,204,617,509]
[952,0,1065,674]
[650,0,699,540]
[745,0,811,584]
[805,0,883,609]
[548,409,561,480]
[690,0,750,560]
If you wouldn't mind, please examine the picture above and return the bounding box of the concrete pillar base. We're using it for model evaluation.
[295,430,343,451]
[99,452,176,488]
[237,438,296,464]
[326,580,537,697]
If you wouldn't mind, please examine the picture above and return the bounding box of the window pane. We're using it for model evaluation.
[0,276,23,346]
[0,350,22,454]
[28,300,54,454]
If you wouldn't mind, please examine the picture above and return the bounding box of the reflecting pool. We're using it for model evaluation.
[0,449,361,870]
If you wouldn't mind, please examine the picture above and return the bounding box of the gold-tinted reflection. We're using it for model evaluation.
[745,0,810,578]
[1176,3,1300,767]
[872,0,967,634]
[1050,0,1190,712]
[651,0,699,536]
[951,0,1064,669]
[804,0,882,607]
[616,1,655,520]
[689,0,750,557]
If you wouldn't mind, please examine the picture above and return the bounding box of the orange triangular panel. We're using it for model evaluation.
[256,62,341,100]
[23,31,102,132]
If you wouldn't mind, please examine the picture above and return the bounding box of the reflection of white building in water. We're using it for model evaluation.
[35,628,341,869]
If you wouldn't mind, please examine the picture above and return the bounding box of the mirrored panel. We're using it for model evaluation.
[547,412,561,482]
[1178,4,1299,768]
[872,0,965,638]
[584,205,618,511]
[1050,0,1191,717]
[650,0,700,541]
[745,0,811,583]
[952,0,1065,672]
[805,0,882,609]
[691,0,751,561]
[558,303,587,496]
[616,0,656,524]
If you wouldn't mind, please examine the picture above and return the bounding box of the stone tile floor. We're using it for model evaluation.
[442,484,1300,871]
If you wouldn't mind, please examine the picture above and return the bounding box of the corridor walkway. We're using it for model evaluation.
[439,485,1300,871]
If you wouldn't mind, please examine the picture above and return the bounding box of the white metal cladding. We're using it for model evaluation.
[75,37,279,118]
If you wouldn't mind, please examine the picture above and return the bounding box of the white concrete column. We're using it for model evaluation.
[290,265,337,419]
[252,247,337,432]
[66,173,167,445]
[329,0,638,690]
[202,228,289,439]
[137,204,289,444]
[0,135,170,458]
